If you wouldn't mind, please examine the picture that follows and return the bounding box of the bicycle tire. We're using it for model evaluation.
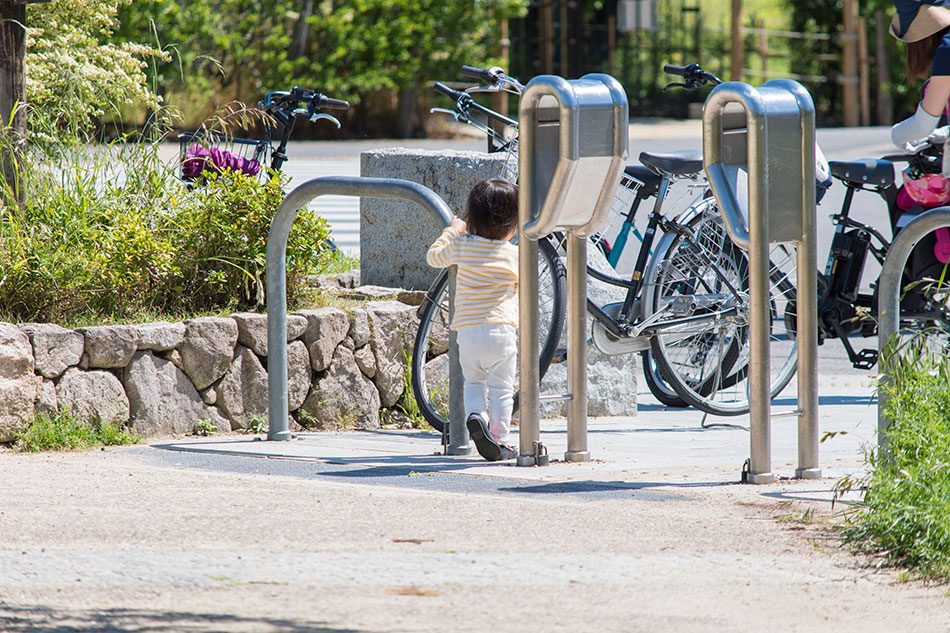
[647,200,798,416]
[640,349,689,408]
[411,237,567,433]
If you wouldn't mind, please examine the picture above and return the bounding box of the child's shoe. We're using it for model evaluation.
[466,413,502,461]
[498,444,518,460]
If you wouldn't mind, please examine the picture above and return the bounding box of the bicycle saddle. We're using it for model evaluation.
[624,164,662,198]
[828,159,894,188]
[638,149,704,178]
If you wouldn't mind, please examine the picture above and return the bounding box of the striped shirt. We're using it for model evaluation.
[426,227,518,330]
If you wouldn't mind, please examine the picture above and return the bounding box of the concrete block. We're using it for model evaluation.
[359,148,506,289]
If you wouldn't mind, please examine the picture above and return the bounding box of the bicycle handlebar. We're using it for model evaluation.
[433,81,467,102]
[260,87,349,116]
[321,97,350,111]
[662,62,722,91]
[460,65,502,85]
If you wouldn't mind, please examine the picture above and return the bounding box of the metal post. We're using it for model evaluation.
[517,236,541,466]
[704,80,820,483]
[564,234,590,462]
[745,106,773,484]
[265,177,460,449]
[768,79,821,479]
[516,74,628,467]
[877,208,950,446]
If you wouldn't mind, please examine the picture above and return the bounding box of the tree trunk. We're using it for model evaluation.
[0,2,27,205]
[396,84,417,139]
[291,0,314,59]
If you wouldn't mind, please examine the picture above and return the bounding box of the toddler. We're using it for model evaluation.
[426,179,520,461]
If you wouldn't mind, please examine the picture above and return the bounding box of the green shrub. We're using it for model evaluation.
[0,139,333,324]
[837,335,950,579]
[14,411,140,452]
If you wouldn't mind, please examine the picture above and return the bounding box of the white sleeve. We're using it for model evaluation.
[891,103,941,148]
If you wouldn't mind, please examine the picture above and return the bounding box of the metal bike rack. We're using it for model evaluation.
[703,80,820,484]
[877,207,950,447]
[518,74,629,466]
[264,176,470,453]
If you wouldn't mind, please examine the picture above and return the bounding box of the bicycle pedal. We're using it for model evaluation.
[852,349,878,370]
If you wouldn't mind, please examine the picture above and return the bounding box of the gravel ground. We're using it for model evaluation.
[1,443,948,633]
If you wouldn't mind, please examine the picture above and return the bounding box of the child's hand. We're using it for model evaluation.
[450,216,467,234]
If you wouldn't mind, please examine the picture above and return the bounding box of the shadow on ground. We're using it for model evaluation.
[0,603,363,633]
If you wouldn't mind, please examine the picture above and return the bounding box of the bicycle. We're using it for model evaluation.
[178,86,350,184]
[812,134,950,368]
[412,65,799,429]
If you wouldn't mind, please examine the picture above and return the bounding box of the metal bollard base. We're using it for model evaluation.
[266,431,293,441]
[446,445,472,456]
[746,472,775,484]
[795,467,822,480]
[516,455,536,467]
[564,450,591,462]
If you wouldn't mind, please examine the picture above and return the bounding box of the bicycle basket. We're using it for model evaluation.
[178,132,270,182]
[589,173,644,256]
[493,136,519,184]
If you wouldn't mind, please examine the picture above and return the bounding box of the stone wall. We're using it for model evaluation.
[0,300,419,442]
[360,148,506,290]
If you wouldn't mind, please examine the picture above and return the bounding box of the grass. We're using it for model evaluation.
[835,332,950,580]
[13,410,140,452]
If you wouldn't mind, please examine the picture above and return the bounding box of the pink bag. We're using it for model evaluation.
[901,170,950,206]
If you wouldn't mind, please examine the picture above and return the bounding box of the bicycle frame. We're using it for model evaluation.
[820,154,950,368]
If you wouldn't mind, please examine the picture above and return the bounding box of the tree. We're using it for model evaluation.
[783,0,912,125]
[114,0,528,137]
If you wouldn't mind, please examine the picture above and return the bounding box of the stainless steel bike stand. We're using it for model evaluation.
[703,80,820,483]
[264,176,471,455]
[517,74,629,466]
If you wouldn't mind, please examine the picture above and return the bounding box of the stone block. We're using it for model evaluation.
[0,323,35,441]
[124,351,229,437]
[299,346,380,430]
[297,308,349,372]
[77,325,139,369]
[135,322,185,352]
[56,368,130,425]
[20,323,84,378]
[367,301,418,408]
[360,148,505,289]
[179,317,239,390]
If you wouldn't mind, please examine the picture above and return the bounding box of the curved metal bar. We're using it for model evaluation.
[702,82,768,252]
[520,75,579,240]
[266,176,454,443]
[877,206,950,446]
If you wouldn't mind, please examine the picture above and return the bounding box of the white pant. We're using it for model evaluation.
[455,323,517,444]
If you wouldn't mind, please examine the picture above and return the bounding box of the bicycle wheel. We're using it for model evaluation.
[646,199,799,416]
[411,237,567,433]
[640,349,689,408]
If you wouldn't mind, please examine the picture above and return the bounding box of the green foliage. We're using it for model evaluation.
[112,0,528,134]
[836,333,950,579]
[13,410,140,452]
[783,0,915,124]
[27,0,168,143]
[193,419,218,436]
[246,417,268,434]
[0,136,333,325]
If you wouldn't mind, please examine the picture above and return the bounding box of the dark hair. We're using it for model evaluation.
[464,178,519,241]
[907,27,950,79]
